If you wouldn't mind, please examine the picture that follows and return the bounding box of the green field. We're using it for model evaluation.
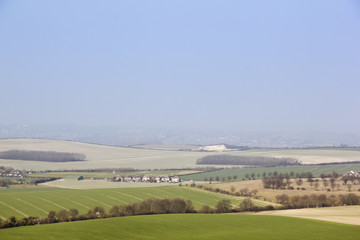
[0,186,268,220]
[1,139,360,170]
[1,214,359,240]
[181,163,360,181]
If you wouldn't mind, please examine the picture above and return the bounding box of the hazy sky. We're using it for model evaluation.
[1,0,359,133]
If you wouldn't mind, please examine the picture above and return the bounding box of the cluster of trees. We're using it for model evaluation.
[275,193,360,208]
[0,150,86,162]
[0,177,60,188]
[0,179,12,187]
[200,198,274,213]
[32,177,61,185]
[261,170,359,192]
[262,174,294,189]
[197,155,300,167]
[204,175,238,182]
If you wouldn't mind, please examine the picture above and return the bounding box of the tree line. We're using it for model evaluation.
[275,193,360,208]
[0,150,86,162]
[196,155,301,167]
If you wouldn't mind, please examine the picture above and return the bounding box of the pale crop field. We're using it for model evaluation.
[1,139,360,170]
[131,144,200,151]
[258,206,360,225]
[39,179,180,189]
[224,148,360,164]
[0,139,206,170]
[30,170,200,179]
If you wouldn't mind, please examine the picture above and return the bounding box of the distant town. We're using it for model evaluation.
[111,175,181,183]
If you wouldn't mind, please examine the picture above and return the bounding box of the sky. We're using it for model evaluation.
[0,0,359,134]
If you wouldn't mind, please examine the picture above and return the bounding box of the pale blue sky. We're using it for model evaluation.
[0,0,359,133]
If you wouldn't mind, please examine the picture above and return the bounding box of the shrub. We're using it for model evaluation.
[216,199,232,213]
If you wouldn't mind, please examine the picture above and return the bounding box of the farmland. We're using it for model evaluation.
[210,178,360,202]
[258,206,360,226]
[39,178,178,189]
[29,169,200,179]
[1,214,360,240]
[1,139,360,170]
[181,163,360,181]
[0,185,266,220]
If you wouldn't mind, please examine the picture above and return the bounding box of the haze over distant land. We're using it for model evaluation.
[0,125,359,147]
[0,1,359,143]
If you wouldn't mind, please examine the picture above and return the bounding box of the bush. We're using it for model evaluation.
[199,205,215,213]
[239,198,254,211]
[216,199,232,213]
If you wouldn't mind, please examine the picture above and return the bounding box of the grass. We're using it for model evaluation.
[1,139,360,170]
[1,214,359,240]
[181,163,360,181]
[0,185,255,219]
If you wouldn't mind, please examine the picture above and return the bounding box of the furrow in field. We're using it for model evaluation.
[114,192,143,201]
[0,200,29,217]
[51,197,90,209]
[44,193,91,210]
[69,200,90,209]
[82,196,112,208]
[144,192,159,198]
[15,198,48,214]
[193,200,208,206]
[32,196,68,210]
[153,188,177,196]
[102,194,128,204]
[0,214,7,221]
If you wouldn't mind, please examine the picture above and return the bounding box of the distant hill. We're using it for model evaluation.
[1,139,360,171]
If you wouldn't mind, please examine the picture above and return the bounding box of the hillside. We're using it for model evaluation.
[0,185,269,219]
[1,214,359,240]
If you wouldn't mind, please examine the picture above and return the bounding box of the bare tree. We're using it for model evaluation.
[330,178,336,191]
[322,179,329,190]
[296,178,303,188]
[314,182,319,191]
[347,183,352,192]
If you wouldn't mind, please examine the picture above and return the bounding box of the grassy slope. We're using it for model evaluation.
[1,214,359,240]
[0,186,258,219]
[1,139,360,170]
[181,163,360,181]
